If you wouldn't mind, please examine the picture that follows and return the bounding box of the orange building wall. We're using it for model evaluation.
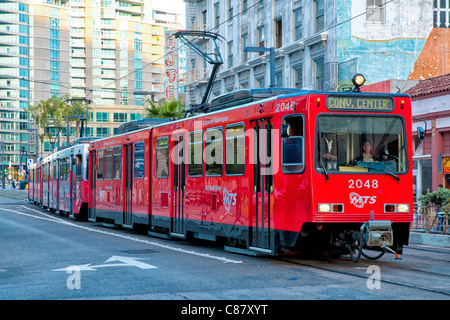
[408,28,450,80]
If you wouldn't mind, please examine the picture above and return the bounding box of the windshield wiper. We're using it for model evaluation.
[320,160,329,181]
[364,166,400,181]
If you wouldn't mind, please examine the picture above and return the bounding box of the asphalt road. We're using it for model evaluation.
[0,189,449,307]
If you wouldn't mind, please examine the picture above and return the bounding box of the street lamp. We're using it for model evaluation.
[134,91,155,103]
[45,122,61,153]
[244,46,276,88]
[63,98,92,138]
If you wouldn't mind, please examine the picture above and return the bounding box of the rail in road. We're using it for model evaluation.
[0,190,449,300]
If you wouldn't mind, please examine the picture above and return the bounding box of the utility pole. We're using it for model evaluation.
[244,46,276,88]
[63,98,92,138]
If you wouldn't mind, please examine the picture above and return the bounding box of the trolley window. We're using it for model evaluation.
[188,130,203,177]
[282,115,305,173]
[75,155,83,179]
[52,161,57,179]
[59,157,70,181]
[58,159,63,180]
[316,115,408,175]
[85,154,89,181]
[205,128,223,176]
[97,149,104,180]
[156,137,169,178]
[225,124,245,175]
[113,146,121,180]
[43,163,49,180]
[104,148,113,180]
[134,141,145,179]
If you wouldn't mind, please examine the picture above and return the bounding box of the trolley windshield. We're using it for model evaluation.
[316,115,407,175]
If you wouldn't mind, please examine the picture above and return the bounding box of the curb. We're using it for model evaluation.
[409,232,450,248]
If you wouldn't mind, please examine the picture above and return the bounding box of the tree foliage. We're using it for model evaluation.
[418,187,450,234]
[26,95,89,144]
[144,99,185,119]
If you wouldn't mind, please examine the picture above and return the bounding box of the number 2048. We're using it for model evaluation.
[348,179,379,189]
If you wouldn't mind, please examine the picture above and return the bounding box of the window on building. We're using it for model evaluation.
[433,0,450,27]
[275,19,282,48]
[96,127,109,137]
[314,58,324,90]
[228,41,233,68]
[96,112,109,122]
[314,0,325,33]
[293,7,302,41]
[228,0,233,19]
[130,113,143,121]
[83,127,93,137]
[256,78,265,88]
[276,72,283,88]
[202,10,207,27]
[258,25,265,49]
[113,112,127,123]
[366,0,385,23]
[293,66,303,88]
[242,33,248,62]
[214,2,220,28]
[243,0,248,11]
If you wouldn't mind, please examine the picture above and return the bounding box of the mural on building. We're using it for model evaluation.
[337,0,434,85]
[408,27,450,80]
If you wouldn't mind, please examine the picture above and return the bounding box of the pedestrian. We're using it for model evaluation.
[11,179,15,190]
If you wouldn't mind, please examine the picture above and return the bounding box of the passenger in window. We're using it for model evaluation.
[353,140,379,163]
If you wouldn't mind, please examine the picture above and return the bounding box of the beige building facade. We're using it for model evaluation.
[0,0,183,168]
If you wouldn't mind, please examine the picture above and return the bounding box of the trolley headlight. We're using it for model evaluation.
[318,203,344,213]
[318,203,331,213]
[384,204,409,213]
[352,73,366,92]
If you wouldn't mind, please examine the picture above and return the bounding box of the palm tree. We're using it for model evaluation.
[144,99,185,119]
[26,95,90,146]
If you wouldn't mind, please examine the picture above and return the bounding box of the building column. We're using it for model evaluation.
[431,119,444,191]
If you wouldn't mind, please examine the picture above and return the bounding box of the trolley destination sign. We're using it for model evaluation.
[326,95,394,112]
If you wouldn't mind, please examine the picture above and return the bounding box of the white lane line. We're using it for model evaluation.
[0,205,243,264]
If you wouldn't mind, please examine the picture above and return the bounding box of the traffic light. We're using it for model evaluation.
[3,168,6,173]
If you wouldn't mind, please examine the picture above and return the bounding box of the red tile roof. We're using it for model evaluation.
[404,73,450,100]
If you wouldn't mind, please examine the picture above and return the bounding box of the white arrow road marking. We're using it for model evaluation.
[53,264,98,272]
[10,205,243,264]
[53,256,157,272]
[101,255,157,269]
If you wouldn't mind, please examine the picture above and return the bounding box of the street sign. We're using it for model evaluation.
[27,159,33,167]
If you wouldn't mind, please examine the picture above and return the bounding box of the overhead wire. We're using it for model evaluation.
[16,0,395,111]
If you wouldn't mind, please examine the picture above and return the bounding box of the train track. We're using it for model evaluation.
[277,247,450,297]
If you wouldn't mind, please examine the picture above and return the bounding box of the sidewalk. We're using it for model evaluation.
[409,232,450,248]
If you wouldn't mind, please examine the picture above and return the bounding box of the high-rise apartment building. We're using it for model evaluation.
[0,0,183,176]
